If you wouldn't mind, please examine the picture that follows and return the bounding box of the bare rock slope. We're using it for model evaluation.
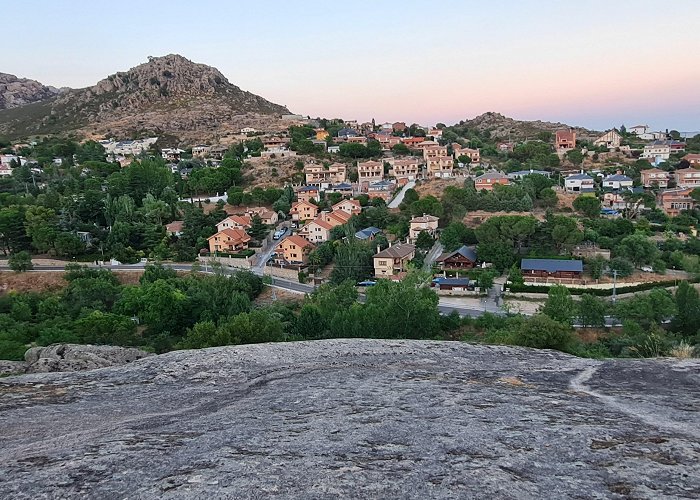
[0,73,60,110]
[0,340,698,499]
[0,54,290,142]
[461,111,596,140]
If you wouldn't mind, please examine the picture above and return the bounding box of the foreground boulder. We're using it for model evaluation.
[0,340,698,499]
[23,344,153,374]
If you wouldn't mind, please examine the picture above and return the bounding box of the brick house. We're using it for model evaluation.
[474,171,510,191]
[683,153,700,166]
[388,158,421,180]
[640,168,670,188]
[278,235,315,264]
[207,228,251,254]
[657,188,695,217]
[674,168,700,188]
[452,144,481,164]
[555,130,576,151]
[357,160,384,188]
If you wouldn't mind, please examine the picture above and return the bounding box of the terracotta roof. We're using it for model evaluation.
[305,218,334,231]
[221,215,252,227]
[374,243,416,259]
[208,228,251,244]
[165,220,184,233]
[332,199,361,211]
[284,235,315,249]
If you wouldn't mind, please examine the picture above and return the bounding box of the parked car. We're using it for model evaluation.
[641,266,654,273]
[291,221,298,229]
[273,230,285,240]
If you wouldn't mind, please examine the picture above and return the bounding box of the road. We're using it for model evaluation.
[0,261,503,318]
[387,180,416,208]
[423,241,444,271]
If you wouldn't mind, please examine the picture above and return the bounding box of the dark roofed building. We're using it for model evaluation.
[355,227,382,241]
[435,245,478,270]
[431,277,475,291]
[521,258,583,279]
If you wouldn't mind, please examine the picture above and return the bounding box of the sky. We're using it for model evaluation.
[3,0,700,132]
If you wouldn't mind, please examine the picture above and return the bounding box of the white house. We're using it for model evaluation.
[241,127,257,134]
[593,130,622,149]
[602,174,633,190]
[565,173,595,193]
[640,143,671,164]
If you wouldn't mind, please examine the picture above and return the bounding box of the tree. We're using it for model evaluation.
[8,251,33,272]
[248,215,268,241]
[573,195,601,219]
[391,143,410,155]
[566,149,585,166]
[588,256,606,280]
[672,281,700,337]
[541,285,576,325]
[616,232,660,267]
[608,257,634,277]
[615,288,676,329]
[578,294,607,328]
[54,233,85,257]
[415,231,434,251]
[440,222,474,252]
[513,314,576,352]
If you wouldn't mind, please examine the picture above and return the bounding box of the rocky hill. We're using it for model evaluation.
[0,55,290,143]
[0,73,61,110]
[459,112,597,141]
[1,340,698,498]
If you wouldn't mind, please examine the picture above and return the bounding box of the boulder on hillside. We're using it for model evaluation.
[22,344,153,374]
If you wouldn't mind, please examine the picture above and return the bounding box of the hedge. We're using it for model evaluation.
[508,277,700,296]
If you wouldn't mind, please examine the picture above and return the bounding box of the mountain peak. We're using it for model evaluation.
[0,72,61,110]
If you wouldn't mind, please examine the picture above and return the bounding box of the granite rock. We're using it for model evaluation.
[0,340,698,499]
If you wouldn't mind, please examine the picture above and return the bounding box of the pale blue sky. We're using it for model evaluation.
[3,0,699,131]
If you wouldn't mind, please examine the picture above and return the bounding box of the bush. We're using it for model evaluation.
[513,315,576,351]
[8,251,33,272]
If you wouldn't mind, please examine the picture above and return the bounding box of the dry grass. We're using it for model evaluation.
[669,342,697,359]
[496,376,534,388]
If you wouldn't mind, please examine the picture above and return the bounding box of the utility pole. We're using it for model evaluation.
[611,269,618,303]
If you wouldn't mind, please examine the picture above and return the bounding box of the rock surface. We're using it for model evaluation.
[0,344,153,376]
[462,111,596,140]
[0,54,290,142]
[0,72,60,110]
[0,340,698,499]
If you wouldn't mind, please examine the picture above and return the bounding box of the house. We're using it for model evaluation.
[290,201,319,222]
[431,277,475,291]
[304,162,347,187]
[367,180,395,200]
[192,145,211,157]
[474,171,510,191]
[641,168,670,188]
[388,158,421,180]
[507,169,551,180]
[602,174,633,190]
[296,185,320,203]
[373,243,416,278]
[392,122,407,133]
[520,258,583,279]
[426,157,454,178]
[409,214,439,242]
[565,173,595,193]
[401,137,426,148]
[641,140,684,163]
[332,199,362,215]
[357,160,384,187]
[657,188,695,217]
[355,226,382,241]
[603,192,630,210]
[347,136,368,145]
[216,215,252,232]
[321,209,352,227]
[435,245,478,270]
[209,146,228,160]
[498,142,515,152]
[260,147,296,158]
[241,127,257,134]
[0,165,12,177]
[628,125,649,136]
[452,144,481,164]
[207,228,251,254]
[427,128,443,139]
[327,145,340,154]
[337,127,358,139]
[278,235,315,265]
[165,220,184,237]
[246,207,279,225]
[683,153,700,166]
[161,148,184,162]
[326,182,353,195]
[423,145,449,160]
[594,130,622,149]
[555,130,576,150]
[298,218,334,243]
[674,168,700,188]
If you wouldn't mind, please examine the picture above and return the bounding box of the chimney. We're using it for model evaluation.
[377,244,381,254]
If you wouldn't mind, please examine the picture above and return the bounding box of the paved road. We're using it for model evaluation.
[387,180,416,208]
[0,262,500,318]
[423,241,444,271]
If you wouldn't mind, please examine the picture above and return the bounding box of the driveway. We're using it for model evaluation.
[388,180,416,208]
